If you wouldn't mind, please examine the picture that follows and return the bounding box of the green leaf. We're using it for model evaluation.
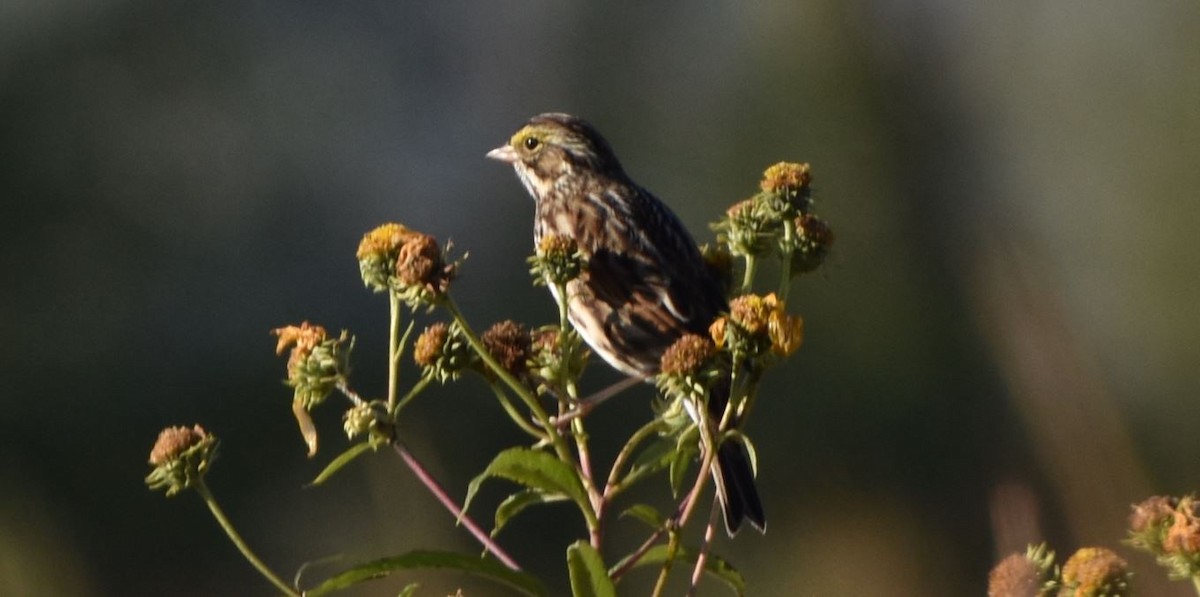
[610,545,745,596]
[308,441,373,486]
[669,427,700,496]
[397,582,420,597]
[304,550,546,597]
[463,447,590,523]
[620,434,678,489]
[619,504,665,529]
[567,541,616,597]
[493,490,568,537]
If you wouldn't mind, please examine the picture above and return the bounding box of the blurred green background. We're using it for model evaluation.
[2,2,1197,595]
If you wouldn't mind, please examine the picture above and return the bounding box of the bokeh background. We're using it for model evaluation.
[2,1,1197,595]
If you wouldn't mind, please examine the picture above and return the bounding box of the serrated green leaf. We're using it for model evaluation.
[463,447,589,523]
[493,490,568,537]
[567,541,616,597]
[308,441,373,486]
[609,545,745,596]
[304,550,546,597]
[619,504,665,529]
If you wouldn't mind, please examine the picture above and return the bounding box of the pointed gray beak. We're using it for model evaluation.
[486,144,518,163]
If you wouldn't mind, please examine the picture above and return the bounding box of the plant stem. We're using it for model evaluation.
[390,439,523,571]
[393,375,431,414]
[194,480,300,597]
[777,221,795,303]
[1191,575,1200,596]
[387,293,401,413]
[604,418,668,497]
[686,501,720,596]
[650,530,680,597]
[741,254,757,294]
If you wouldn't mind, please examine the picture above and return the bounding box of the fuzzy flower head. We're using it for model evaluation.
[987,543,1057,597]
[656,334,721,403]
[529,234,584,287]
[1059,548,1131,597]
[414,321,475,383]
[357,223,457,308]
[761,161,812,192]
[711,196,777,258]
[145,425,218,497]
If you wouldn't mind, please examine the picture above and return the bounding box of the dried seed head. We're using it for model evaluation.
[481,320,531,376]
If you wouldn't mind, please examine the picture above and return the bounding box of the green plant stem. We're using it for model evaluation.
[741,254,757,294]
[651,530,681,597]
[443,295,599,531]
[387,293,401,413]
[194,480,300,597]
[393,375,432,414]
[604,419,668,497]
[487,382,548,440]
[777,222,795,303]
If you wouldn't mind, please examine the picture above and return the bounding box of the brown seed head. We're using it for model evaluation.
[149,425,210,465]
[414,322,450,368]
[396,233,441,287]
[987,553,1043,597]
[661,334,717,376]
[482,320,531,375]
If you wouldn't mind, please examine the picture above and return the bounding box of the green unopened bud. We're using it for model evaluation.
[528,325,588,393]
[145,425,218,497]
[343,402,388,441]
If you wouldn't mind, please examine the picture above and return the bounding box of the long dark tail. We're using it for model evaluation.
[706,375,766,535]
[714,438,766,535]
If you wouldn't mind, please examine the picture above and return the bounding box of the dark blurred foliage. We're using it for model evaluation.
[1,1,1197,595]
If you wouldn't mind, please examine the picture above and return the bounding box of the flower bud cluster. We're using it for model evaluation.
[709,293,803,360]
[357,223,458,308]
[1128,494,1200,581]
[711,162,832,275]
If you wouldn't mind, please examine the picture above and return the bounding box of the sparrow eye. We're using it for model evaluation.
[523,136,540,151]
